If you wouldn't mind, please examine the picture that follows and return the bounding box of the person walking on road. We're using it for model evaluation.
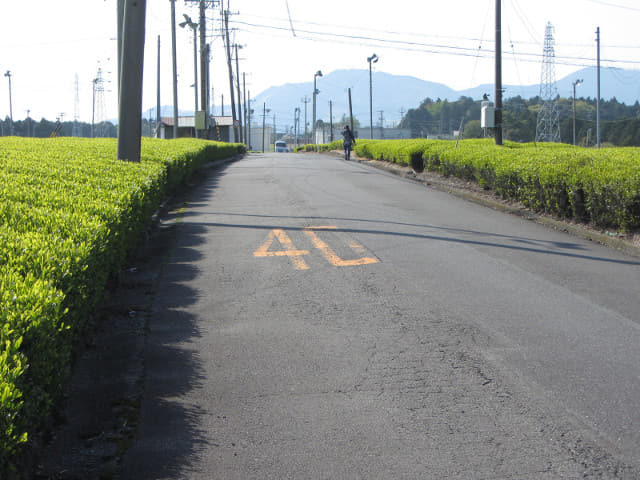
[342,125,356,160]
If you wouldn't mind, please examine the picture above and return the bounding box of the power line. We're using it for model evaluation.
[583,0,640,12]
[231,19,640,68]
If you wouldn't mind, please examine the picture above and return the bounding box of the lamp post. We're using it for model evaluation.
[367,54,378,139]
[179,14,199,138]
[572,78,583,146]
[312,70,322,145]
[262,103,271,152]
[4,71,13,136]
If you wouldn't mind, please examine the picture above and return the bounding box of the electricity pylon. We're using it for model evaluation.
[535,22,561,143]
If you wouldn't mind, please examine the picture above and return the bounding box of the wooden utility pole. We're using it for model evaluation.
[117,0,146,162]
[495,0,503,146]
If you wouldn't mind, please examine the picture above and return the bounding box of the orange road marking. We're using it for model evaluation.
[254,229,310,270]
[303,226,378,267]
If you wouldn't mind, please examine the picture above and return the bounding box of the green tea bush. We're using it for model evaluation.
[336,138,639,231]
[0,137,244,476]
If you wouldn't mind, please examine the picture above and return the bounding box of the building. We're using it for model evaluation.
[157,115,236,141]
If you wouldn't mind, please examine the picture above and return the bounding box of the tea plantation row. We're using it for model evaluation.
[300,139,640,231]
[0,137,244,475]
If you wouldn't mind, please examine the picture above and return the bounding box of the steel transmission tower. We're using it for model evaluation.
[92,68,106,137]
[73,74,82,137]
[535,22,561,143]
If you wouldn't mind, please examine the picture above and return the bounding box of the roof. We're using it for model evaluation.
[213,116,234,126]
[159,115,235,128]
[160,116,194,128]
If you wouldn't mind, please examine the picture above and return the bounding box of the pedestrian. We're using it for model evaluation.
[342,125,356,160]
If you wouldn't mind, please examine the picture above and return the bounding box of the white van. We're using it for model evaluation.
[274,140,288,153]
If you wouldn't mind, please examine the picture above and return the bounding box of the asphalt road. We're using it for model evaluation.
[117,152,640,479]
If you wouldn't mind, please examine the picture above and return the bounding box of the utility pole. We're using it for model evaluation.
[329,100,333,142]
[117,0,146,162]
[294,107,300,148]
[572,78,583,146]
[4,71,13,136]
[199,0,208,137]
[312,70,322,145]
[495,0,503,146]
[170,0,179,139]
[224,10,238,141]
[179,14,198,138]
[117,0,124,99]
[367,53,379,139]
[235,44,243,143]
[262,102,268,152]
[156,35,161,138]
[378,110,384,139]
[247,90,252,149]
[302,95,310,143]
[348,87,354,134]
[596,26,601,148]
[243,72,248,147]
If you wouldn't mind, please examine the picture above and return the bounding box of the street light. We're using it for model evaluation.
[262,103,271,152]
[4,70,13,136]
[179,14,199,138]
[367,54,379,139]
[312,70,323,145]
[572,78,583,146]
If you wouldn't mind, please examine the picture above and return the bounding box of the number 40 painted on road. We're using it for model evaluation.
[253,226,378,271]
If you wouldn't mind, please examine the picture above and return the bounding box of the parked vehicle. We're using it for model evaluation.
[275,140,288,152]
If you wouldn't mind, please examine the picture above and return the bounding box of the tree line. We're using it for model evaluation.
[0,117,159,139]
[399,96,640,147]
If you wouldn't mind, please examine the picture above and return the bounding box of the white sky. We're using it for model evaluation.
[1,0,639,123]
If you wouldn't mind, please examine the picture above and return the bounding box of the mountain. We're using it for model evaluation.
[251,67,640,131]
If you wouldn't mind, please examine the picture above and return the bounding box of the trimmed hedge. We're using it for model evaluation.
[347,138,640,231]
[0,137,245,475]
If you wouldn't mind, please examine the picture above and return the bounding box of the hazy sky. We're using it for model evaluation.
[1,0,639,123]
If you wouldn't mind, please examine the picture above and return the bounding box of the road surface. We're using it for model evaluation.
[67,152,640,478]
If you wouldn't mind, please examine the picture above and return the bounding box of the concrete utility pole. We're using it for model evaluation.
[301,95,310,143]
[596,26,601,148]
[572,78,583,146]
[294,107,300,148]
[224,10,238,141]
[312,70,322,144]
[329,100,333,142]
[243,72,248,147]
[348,87,354,134]
[156,35,161,138]
[262,102,269,152]
[235,44,243,143]
[170,0,179,139]
[117,0,146,162]
[117,0,124,99]
[4,70,13,136]
[367,53,378,139]
[494,0,503,146]
[179,14,198,138]
[247,90,252,149]
[199,0,208,136]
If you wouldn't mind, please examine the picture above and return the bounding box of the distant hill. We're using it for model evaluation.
[251,67,640,131]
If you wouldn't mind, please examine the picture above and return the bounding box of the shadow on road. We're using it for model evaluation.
[174,212,640,267]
